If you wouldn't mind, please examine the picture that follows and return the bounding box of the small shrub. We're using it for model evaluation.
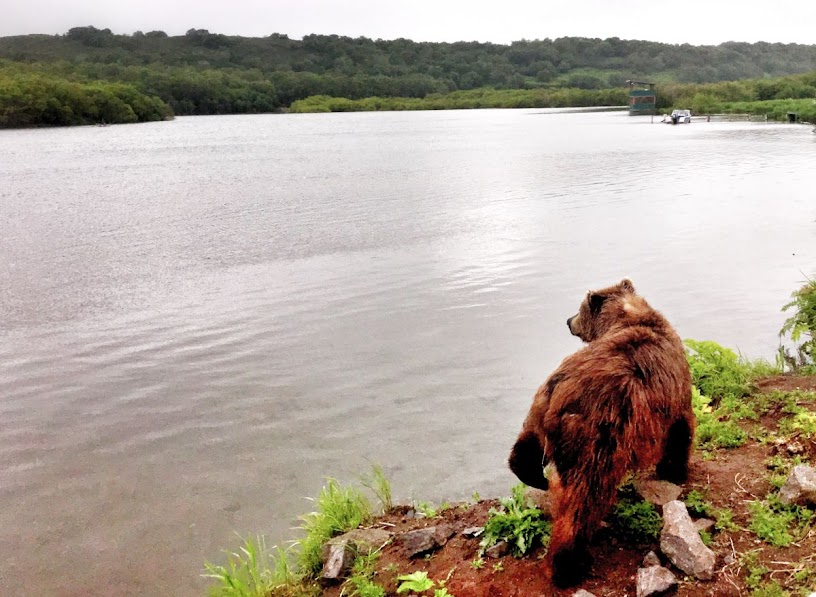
[685,339,752,402]
[609,484,662,542]
[698,529,713,546]
[779,277,816,370]
[470,558,484,570]
[480,484,552,556]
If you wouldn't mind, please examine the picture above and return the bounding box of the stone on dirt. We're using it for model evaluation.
[320,528,393,582]
[462,526,484,538]
[524,487,553,516]
[779,465,816,506]
[643,550,661,567]
[400,525,454,558]
[693,518,715,533]
[659,500,716,580]
[484,540,509,558]
[573,590,598,597]
[634,479,682,507]
[320,539,355,582]
[636,565,678,597]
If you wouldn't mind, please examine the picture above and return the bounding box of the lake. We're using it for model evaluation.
[0,109,813,596]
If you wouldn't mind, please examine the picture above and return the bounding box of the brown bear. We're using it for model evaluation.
[508,278,694,588]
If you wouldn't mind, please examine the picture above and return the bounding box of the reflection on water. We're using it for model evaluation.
[0,110,814,595]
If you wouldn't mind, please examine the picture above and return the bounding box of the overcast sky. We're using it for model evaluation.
[3,0,816,46]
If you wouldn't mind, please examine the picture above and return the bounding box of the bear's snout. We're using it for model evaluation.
[567,316,577,335]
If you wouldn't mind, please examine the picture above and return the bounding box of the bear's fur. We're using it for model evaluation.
[508,278,694,587]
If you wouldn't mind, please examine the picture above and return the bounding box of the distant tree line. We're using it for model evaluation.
[0,70,171,127]
[1,26,815,126]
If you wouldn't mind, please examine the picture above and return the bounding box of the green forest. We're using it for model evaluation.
[1,26,816,126]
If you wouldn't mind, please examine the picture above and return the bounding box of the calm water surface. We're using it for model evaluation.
[0,110,814,595]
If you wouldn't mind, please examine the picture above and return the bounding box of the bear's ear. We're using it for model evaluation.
[620,278,635,293]
[588,291,606,314]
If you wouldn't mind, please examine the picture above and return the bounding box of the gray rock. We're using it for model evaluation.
[484,540,510,558]
[462,526,484,538]
[660,500,716,580]
[723,553,735,566]
[524,487,553,516]
[779,465,816,506]
[635,479,682,507]
[320,539,355,582]
[400,525,454,558]
[320,528,393,582]
[693,518,715,533]
[636,565,678,597]
[643,550,661,567]
[573,590,598,597]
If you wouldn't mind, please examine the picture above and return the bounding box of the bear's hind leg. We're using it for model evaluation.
[656,415,693,484]
[547,475,617,588]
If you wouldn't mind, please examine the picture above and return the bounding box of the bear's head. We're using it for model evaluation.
[567,278,645,342]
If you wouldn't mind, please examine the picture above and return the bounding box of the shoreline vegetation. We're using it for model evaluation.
[1,27,816,127]
[206,280,816,596]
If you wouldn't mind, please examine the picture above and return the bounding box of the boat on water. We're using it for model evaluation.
[662,109,692,124]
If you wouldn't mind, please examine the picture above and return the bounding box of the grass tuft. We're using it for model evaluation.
[360,464,393,513]
[297,478,373,576]
[203,536,315,597]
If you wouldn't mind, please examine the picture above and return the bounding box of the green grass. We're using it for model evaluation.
[345,552,386,597]
[749,496,814,548]
[203,536,316,597]
[480,484,552,557]
[749,501,797,547]
[693,386,748,451]
[360,464,393,513]
[714,508,739,532]
[684,487,737,532]
[297,478,373,576]
[685,489,713,518]
[204,474,380,595]
[751,582,792,597]
[609,486,663,543]
[780,410,816,437]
